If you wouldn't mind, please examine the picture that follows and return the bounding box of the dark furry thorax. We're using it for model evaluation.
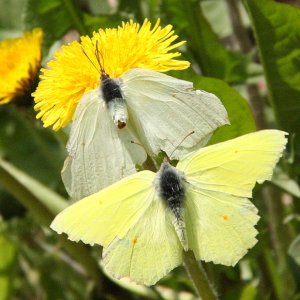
[100,73,123,104]
[157,163,185,219]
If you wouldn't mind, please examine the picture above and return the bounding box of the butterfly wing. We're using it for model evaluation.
[102,198,183,286]
[176,130,287,265]
[177,130,288,197]
[51,170,156,247]
[61,89,147,200]
[52,170,183,285]
[184,189,259,266]
[120,68,229,159]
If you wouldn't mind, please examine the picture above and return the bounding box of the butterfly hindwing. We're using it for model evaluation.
[61,90,147,201]
[184,188,259,266]
[121,68,229,159]
[102,198,183,286]
[176,130,287,265]
[51,171,155,247]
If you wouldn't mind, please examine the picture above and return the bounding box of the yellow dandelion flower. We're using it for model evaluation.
[0,28,43,104]
[33,19,190,131]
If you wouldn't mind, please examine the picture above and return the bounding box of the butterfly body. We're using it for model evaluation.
[100,73,128,129]
[156,162,188,250]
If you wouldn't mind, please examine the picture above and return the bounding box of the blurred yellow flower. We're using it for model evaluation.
[0,28,43,104]
[33,19,190,131]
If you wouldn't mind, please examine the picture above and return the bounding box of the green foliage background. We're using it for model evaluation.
[0,0,300,299]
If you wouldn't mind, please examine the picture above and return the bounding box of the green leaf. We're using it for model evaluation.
[0,106,65,190]
[0,0,26,30]
[163,0,249,83]
[24,0,87,48]
[264,250,285,300]
[272,167,300,198]
[102,268,160,300]
[0,233,18,300]
[0,159,103,282]
[243,0,300,152]
[201,0,249,39]
[288,235,300,266]
[0,158,67,220]
[193,76,256,144]
[83,13,123,34]
[117,0,161,21]
[118,0,145,22]
[239,283,258,300]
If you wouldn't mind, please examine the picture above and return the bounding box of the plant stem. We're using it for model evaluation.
[227,2,296,297]
[59,236,102,283]
[226,0,266,129]
[62,0,88,35]
[262,187,286,271]
[183,251,218,300]
[0,159,54,224]
[226,0,252,53]
[181,0,213,76]
[263,250,285,300]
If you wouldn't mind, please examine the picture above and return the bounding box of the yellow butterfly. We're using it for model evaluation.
[51,130,287,286]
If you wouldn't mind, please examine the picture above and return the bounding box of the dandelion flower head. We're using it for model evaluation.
[33,19,190,131]
[0,28,43,104]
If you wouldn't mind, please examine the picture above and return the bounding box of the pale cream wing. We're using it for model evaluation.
[62,89,147,200]
[51,171,155,247]
[102,198,183,286]
[120,68,229,159]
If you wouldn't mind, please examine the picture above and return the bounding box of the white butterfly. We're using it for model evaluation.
[62,50,229,201]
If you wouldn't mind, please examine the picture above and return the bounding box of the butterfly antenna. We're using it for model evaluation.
[81,46,100,73]
[131,140,145,149]
[131,141,158,172]
[95,40,106,73]
[168,131,195,159]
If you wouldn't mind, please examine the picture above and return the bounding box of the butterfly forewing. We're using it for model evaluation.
[121,68,229,160]
[177,130,288,198]
[51,171,155,247]
[62,89,147,201]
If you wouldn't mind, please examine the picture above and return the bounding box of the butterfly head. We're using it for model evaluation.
[81,41,128,129]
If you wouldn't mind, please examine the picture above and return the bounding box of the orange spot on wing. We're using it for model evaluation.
[223,214,229,221]
[132,237,138,245]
